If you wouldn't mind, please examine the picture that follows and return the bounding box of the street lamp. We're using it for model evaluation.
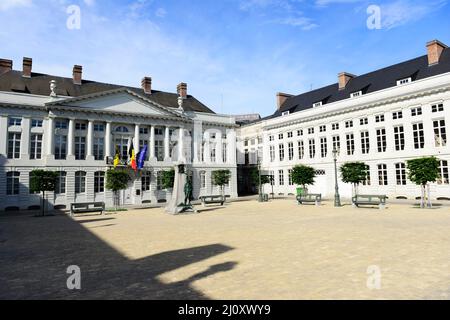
[332,147,342,207]
[257,159,264,202]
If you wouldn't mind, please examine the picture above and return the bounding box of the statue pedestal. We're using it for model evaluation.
[165,164,197,215]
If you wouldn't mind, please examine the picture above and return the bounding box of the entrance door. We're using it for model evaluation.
[121,184,133,205]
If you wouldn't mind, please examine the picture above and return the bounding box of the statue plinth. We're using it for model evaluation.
[165,163,196,215]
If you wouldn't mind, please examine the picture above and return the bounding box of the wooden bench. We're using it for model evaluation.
[352,195,387,210]
[199,195,228,207]
[297,194,322,206]
[70,202,105,217]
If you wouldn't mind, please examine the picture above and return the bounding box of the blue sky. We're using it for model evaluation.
[1,0,449,117]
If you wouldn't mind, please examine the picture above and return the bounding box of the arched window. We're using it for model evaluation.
[115,126,129,133]
[75,171,86,194]
[94,171,105,193]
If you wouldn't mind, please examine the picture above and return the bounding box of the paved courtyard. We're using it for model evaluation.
[1,199,450,300]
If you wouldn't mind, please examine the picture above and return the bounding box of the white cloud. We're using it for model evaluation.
[315,0,364,7]
[380,0,447,29]
[155,7,166,18]
[83,0,95,7]
[0,0,32,11]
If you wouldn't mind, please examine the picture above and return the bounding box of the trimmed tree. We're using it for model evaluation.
[340,162,368,198]
[29,170,58,217]
[212,170,231,198]
[106,169,131,210]
[161,169,175,190]
[407,157,440,208]
[291,165,316,193]
[249,166,270,194]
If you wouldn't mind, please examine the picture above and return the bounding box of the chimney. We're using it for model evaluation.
[277,92,293,110]
[0,59,13,76]
[338,72,355,90]
[22,57,32,78]
[73,65,82,85]
[427,39,448,66]
[141,77,152,94]
[177,82,187,99]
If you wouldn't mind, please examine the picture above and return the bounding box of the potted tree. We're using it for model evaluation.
[161,169,176,190]
[249,166,270,201]
[212,170,231,201]
[29,170,58,217]
[407,157,440,208]
[340,162,368,199]
[291,165,316,195]
[106,169,131,211]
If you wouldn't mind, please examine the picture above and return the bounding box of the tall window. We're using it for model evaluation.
[55,172,67,195]
[346,134,355,156]
[362,165,371,186]
[94,171,105,193]
[93,137,105,161]
[279,144,285,162]
[376,129,386,153]
[394,126,405,151]
[55,135,67,160]
[309,139,315,159]
[413,123,425,149]
[288,169,293,186]
[395,163,407,185]
[434,119,447,147]
[361,131,370,154]
[332,136,340,153]
[378,164,388,186]
[6,172,20,195]
[298,141,304,159]
[278,170,284,186]
[320,137,327,158]
[141,171,151,191]
[223,143,228,163]
[75,171,86,194]
[210,146,216,163]
[7,133,21,159]
[155,140,164,161]
[288,142,294,161]
[270,146,275,162]
[30,134,43,160]
[200,171,206,189]
[75,137,86,160]
[437,160,449,185]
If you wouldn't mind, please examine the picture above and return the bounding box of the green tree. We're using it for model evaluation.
[161,169,175,190]
[106,169,131,210]
[29,170,58,217]
[212,170,231,198]
[340,162,368,197]
[291,165,316,193]
[249,167,270,194]
[407,157,440,208]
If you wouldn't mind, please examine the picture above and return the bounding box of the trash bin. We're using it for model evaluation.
[296,187,304,196]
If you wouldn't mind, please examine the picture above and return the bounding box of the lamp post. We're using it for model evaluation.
[332,147,341,207]
[257,159,264,202]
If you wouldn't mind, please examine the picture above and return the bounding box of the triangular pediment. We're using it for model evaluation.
[46,88,183,118]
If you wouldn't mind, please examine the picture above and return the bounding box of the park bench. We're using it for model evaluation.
[199,195,228,207]
[296,194,322,206]
[70,202,105,217]
[352,195,387,210]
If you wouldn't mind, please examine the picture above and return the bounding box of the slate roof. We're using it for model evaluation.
[270,47,450,120]
[0,70,215,114]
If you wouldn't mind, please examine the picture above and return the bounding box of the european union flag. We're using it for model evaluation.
[138,145,148,170]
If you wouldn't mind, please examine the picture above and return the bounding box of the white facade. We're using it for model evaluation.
[238,72,450,200]
[0,89,238,211]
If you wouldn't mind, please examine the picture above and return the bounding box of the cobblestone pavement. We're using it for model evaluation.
[1,200,449,300]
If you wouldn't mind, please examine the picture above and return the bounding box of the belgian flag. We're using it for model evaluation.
[129,140,137,172]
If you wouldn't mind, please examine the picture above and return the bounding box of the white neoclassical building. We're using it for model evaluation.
[238,39,450,201]
[0,60,238,211]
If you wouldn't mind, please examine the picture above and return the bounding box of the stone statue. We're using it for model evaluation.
[184,176,193,206]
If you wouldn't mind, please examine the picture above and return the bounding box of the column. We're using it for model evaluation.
[227,129,237,165]
[164,126,170,161]
[134,124,140,152]
[192,121,202,164]
[0,116,7,156]
[87,120,94,160]
[46,117,55,158]
[216,131,223,164]
[105,122,112,159]
[178,126,185,162]
[20,117,31,160]
[67,119,75,157]
[149,125,155,161]
[204,130,211,164]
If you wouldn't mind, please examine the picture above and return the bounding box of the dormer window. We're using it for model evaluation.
[397,78,412,86]
[282,111,290,116]
[350,91,362,98]
[313,101,322,108]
